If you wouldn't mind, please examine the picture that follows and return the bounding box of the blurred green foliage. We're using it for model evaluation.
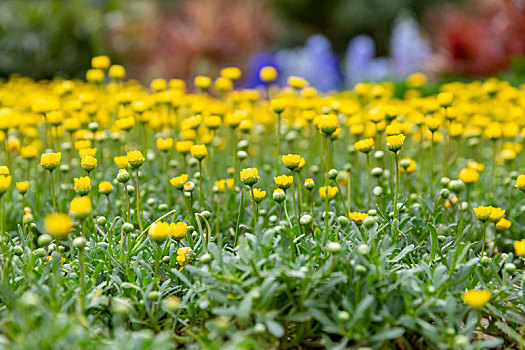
[0,0,120,79]
[272,0,454,55]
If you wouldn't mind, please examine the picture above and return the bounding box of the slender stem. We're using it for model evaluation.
[50,170,57,213]
[165,153,171,206]
[79,247,85,308]
[234,189,245,246]
[198,161,203,211]
[250,186,257,236]
[430,132,434,199]
[366,153,371,208]
[481,222,487,256]
[393,152,400,219]
[135,170,143,232]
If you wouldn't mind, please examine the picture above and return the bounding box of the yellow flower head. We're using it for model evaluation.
[79,148,97,157]
[220,67,241,81]
[399,158,417,173]
[425,117,441,132]
[74,176,92,196]
[319,186,338,199]
[282,154,301,171]
[215,179,234,191]
[318,114,339,136]
[437,92,453,107]
[295,157,306,172]
[170,174,188,190]
[21,145,39,159]
[270,98,287,114]
[176,140,194,154]
[516,174,525,192]
[46,110,64,126]
[114,156,129,168]
[354,138,374,153]
[16,181,29,194]
[458,168,479,184]
[349,212,368,225]
[81,155,97,173]
[514,239,525,256]
[149,222,170,243]
[191,144,208,160]
[176,247,195,269]
[0,175,12,194]
[0,166,9,176]
[7,138,20,153]
[109,64,125,79]
[44,213,73,238]
[127,150,145,169]
[489,207,505,223]
[467,161,484,172]
[288,76,308,89]
[86,68,104,83]
[461,290,491,308]
[274,175,293,190]
[251,188,267,203]
[91,55,110,70]
[240,168,260,186]
[69,196,92,219]
[304,178,315,190]
[259,66,277,82]
[98,181,113,195]
[194,75,211,90]
[473,206,493,222]
[496,218,511,231]
[386,134,406,153]
[40,152,61,171]
[170,222,188,241]
[151,78,167,92]
[156,138,174,151]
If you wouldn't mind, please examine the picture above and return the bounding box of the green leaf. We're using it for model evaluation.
[264,319,284,338]
[369,327,405,342]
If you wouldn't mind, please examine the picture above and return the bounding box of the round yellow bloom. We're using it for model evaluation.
[7,138,20,152]
[190,144,208,160]
[240,168,260,186]
[489,207,505,223]
[349,212,368,225]
[437,92,453,108]
[98,181,113,195]
[44,213,73,238]
[467,161,484,172]
[151,78,167,92]
[170,222,188,241]
[0,175,12,194]
[251,188,267,203]
[405,72,427,88]
[319,186,338,199]
[91,55,110,70]
[170,174,188,190]
[354,138,374,153]
[496,218,511,231]
[288,76,308,89]
[386,134,406,152]
[79,148,97,157]
[259,66,277,82]
[0,166,9,176]
[16,181,29,194]
[458,168,479,184]
[46,110,64,126]
[282,154,301,170]
[194,75,211,90]
[221,67,241,81]
[400,158,417,173]
[114,156,129,168]
[69,196,92,219]
[461,290,491,308]
[81,155,97,173]
[274,175,293,190]
[21,145,39,159]
[318,114,339,136]
[176,140,194,154]
[149,222,170,243]
[513,239,525,256]
[215,179,234,191]
[86,69,104,83]
[156,138,174,151]
[473,206,493,222]
[74,176,92,196]
[176,247,195,270]
[516,174,525,192]
[127,150,145,169]
[40,152,61,171]
[426,117,441,132]
[270,98,287,114]
[109,64,125,79]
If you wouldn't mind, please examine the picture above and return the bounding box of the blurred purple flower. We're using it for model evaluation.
[390,15,431,76]
[345,35,376,85]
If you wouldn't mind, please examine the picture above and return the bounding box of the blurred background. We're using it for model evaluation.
[1,0,525,90]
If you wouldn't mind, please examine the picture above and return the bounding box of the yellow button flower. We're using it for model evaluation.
[16,181,29,194]
[354,138,374,153]
[386,134,406,152]
[170,222,188,241]
[0,175,12,194]
[176,247,195,270]
[274,175,293,190]
[319,186,338,199]
[251,188,267,203]
[40,152,61,171]
[156,138,174,151]
[176,140,194,154]
[461,290,491,308]
[496,218,511,231]
[513,239,525,256]
[170,174,189,190]
[282,154,301,171]
[240,168,260,187]
[190,144,208,160]
[259,66,277,83]
[114,155,129,168]
[458,168,479,184]
[69,196,92,219]
[81,155,97,173]
[98,181,113,195]
[473,206,493,222]
[127,150,145,169]
[79,148,97,157]
[74,176,91,196]
[44,213,73,238]
[215,179,234,191]
[148,221,170,243]
[489,207,505,223]
[516,174,525,192]
[349,212,368,225]
[318,114,339,136]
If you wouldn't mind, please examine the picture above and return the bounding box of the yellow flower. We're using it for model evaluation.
[40,152,61,171]
[0,166,9,176]
[176,247,195,269]
[190,144,208,160]
[7,138,20,152]
[46,110,64,126]
[270,98,287,114]
[240,168,260,186]
[516,174,525,192]
[287,76,308,89]
[81,155,97,172]
[282,154,301,170]
[489,207,505,223]
[91,55,110,69]
[319,186,338,199]
[318,114,339,136]
[176,140,194,154]
[399,158,417,173]
[513,239,525,256]
[349,212,368,225]
[354,138,374,153]
[425,117,441,132]
[458,168,479,184]
[69,196,92,219]
[21,145,39,159]
[274,175,293,190]
[194,75,211,90]
[467,161,484,172]
[109,64,125,79]
[259,66,277,82]
[437,92,453,107]
[473,206,492,222]
[0,175,12,194]
[461,290,491,308]
[151,78,167,92]
[16,181,29,194]
[295,157,306,172]
[251,188,267,203]
[79,148,97,157]
[98,181,113,195]
[204,115,222,130]
[86,68,104,83]
[405,72,427,88]
[215,179,234,191]
[149,222,170,243]
[220,67,241,81]
[170,222,188,241]
[386,134,406,152]
[74,176,92,196]
[304,178,315,190]
[44,213,73,238]
[156,138,174,151]
[114,156,129,168]
[496,218,511,231]
[170,174,188,190]
[127,150,145,169]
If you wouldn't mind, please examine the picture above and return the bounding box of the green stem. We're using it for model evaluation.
[481,222,487,256]
[250,186,257,236]
[198,161,203,211]
[136,170,143,232]
[234,189,245,246]
[50,170,57,213]
[393,152,400,219]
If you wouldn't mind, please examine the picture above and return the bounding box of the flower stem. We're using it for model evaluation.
[393,152,400,219]
[50,170,57,213]
[234,189,245,246]
[135,170,143,232]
